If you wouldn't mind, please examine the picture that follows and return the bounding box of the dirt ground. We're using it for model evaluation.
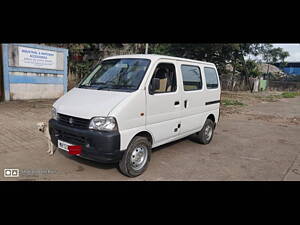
[0,91,300,181]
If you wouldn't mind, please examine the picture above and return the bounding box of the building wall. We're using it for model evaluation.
[1,44,68,101]
[282,67,300,75]
[0,45,3,101]
[8,71,64,100]
[10,83,64,100]
[274,62,300,76]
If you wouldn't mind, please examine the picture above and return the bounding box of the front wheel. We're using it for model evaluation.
[119,136,151,177]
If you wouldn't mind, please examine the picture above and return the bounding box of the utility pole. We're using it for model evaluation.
[145,43,149,54]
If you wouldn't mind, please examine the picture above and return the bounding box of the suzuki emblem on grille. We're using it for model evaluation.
[69,118,74,124]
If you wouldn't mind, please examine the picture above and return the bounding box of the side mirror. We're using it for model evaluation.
[150,78,160,94]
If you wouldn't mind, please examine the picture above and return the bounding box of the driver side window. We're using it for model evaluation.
[150,63,177,94]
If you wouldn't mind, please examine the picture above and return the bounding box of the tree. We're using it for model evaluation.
[149,43,241,73]
[238,60,261,77]
[278,50,290,70]
[260,44,289,80]
[261,44,274,78]
[47,43,126,80]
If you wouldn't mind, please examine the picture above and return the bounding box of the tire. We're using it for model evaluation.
[194,119,215,144]
[119,136,151,177]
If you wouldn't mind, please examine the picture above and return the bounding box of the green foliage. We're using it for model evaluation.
[221,99,246,106]
[50,43,154,79]
[149,43,272,76]
[281,92,300,98]
[260,44,290,71]
[254,94,282,102]
[148,43,170,55]
[48,43,126,79]
[261,44,274,63]
[149,43,248,74]
[255,92,300,101]
[238,60,261,78]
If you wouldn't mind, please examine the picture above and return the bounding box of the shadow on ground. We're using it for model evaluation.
[57,136,195,170]
[58,149,118,170]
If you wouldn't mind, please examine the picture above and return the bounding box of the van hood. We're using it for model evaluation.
[53,88,131,119]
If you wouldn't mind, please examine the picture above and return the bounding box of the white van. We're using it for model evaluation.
[49,54,221,177]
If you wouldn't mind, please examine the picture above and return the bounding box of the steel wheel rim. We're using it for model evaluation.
[204,125,213,141]
[130,145,148,171]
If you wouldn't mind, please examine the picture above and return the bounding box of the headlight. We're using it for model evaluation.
[51,107,58,120]
[89,116,118,131]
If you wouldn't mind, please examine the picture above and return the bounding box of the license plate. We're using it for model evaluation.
[58,140,74,152]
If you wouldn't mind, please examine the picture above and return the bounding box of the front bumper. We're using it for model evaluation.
[48,119,123,163]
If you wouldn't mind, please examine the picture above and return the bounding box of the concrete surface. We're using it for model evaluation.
[0,94,299,181]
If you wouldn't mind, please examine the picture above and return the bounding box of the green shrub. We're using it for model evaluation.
[257,94,282,102]
[222,99,246,106]
[281,92,300,98]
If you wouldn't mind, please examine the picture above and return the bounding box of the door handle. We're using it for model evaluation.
[184,100,188,108]
[174,101,180,106]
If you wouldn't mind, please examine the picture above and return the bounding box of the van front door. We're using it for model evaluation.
[146,61,181,147]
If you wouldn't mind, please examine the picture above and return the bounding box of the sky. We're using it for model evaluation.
[271,43,300,62]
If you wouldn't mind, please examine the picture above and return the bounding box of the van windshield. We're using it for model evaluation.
[78,58,151,92]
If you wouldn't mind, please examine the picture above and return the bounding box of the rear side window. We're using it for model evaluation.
[204,67,218,89]
[181,65,202,91]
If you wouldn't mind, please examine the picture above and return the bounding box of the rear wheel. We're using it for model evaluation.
[194,119,215,144]
[119,136,151,177]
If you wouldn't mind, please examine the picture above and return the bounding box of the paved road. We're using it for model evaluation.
[0,96,299,181]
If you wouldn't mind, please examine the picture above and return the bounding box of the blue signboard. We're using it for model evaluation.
[1,43,69,101]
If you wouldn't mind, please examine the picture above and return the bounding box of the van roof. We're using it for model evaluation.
[103,54,216,66]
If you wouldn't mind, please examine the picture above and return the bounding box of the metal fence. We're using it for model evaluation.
[269,80,300,91]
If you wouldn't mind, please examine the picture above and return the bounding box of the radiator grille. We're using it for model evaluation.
[56,129,86,145]
[58,113,90,129]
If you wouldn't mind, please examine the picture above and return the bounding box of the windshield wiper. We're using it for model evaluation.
[97,86,113,90]
[78,84,89,88]
[90,82,107,86]
[79,82,106,89]
[108,84,136,89]
[80,81,136,91]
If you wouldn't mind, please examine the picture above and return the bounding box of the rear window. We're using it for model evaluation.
[181,65,202,91]
[204,67,218,89]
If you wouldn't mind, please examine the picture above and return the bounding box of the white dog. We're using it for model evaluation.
[37,122,57,156]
